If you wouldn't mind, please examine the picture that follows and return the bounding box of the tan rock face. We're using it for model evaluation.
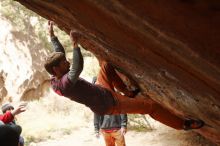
[13,0,220,145]
[0,17,49,102]
[0,73,7,102]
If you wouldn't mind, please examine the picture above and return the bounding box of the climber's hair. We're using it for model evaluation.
[44,52,65,75]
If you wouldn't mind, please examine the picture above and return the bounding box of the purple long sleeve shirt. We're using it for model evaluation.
[50,36,116,114]
[51,74,116,114]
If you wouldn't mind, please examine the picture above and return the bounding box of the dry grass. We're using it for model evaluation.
[17,91,93,145]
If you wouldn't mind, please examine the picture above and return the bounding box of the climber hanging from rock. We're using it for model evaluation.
[44,21,204,131]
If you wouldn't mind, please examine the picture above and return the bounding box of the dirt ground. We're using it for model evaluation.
[30,121,215,146]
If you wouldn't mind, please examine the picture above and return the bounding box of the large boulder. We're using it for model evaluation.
[14,0,220,145]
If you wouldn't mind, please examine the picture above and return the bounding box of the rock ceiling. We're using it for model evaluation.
[15,0,220,145]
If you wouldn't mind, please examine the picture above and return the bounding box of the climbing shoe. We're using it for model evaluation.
[183,119,204,130]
